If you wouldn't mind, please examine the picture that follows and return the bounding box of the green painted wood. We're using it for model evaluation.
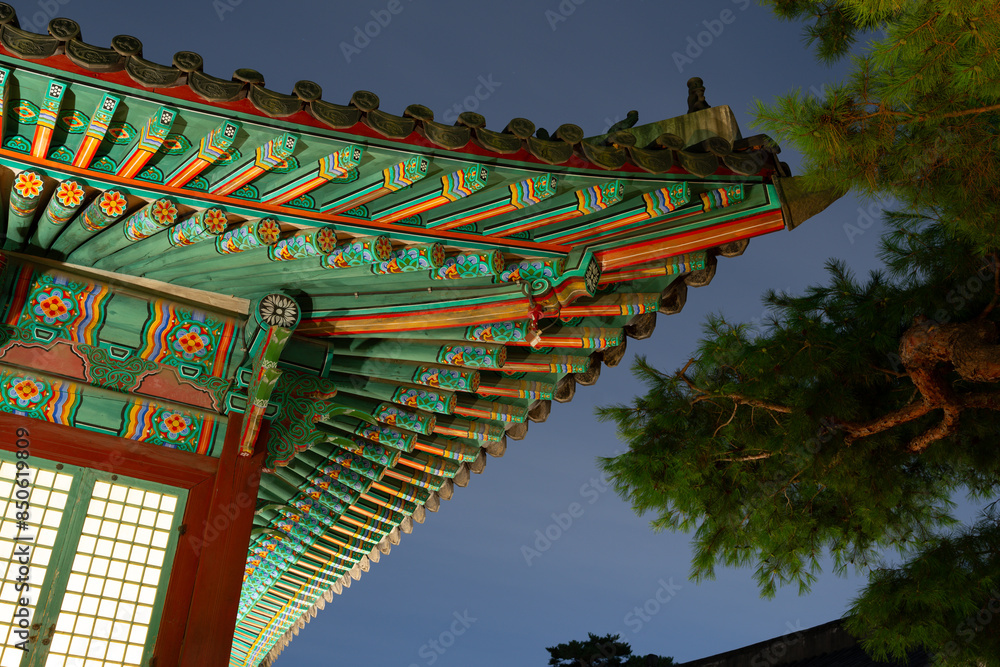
[477,371,557,400]
[327,337,505,370]
[411,433,481,463]
[136,218,280,281]
[28,179,86,251]
[326,372,457,415]
[48,189,129,259]
[320,416,417,454]
[325,356,480,393]
[170,234,392,293]
[454,394,530,423]
[95,207,229,272]
[327,394,435,436]
[432,413,505,443]
[397,450,463,479]
[75,199,178,267]
[5,171,46,251]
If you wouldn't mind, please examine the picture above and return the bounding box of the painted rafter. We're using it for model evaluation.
[0,67,10,142]
[116,106,178,178]
[427,172,558,231]
[100,207,230,273]
[370,163,490,224]
[317,155,429,215]
[210,132,299,196]
[30,78,67,159]
[260,145,364,205]
[164,118,241,188]
[71,93,121,169]
[30,178,86,250]
[535,182,691,245]
[484,180,625,237]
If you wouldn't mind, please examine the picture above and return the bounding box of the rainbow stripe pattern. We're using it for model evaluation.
[210,132,299,196]
[164,119,241,187]
[72,93,120,168]
[485,180,624,237]
[262,145,364,205]
[116,106,177,178]
[318,155,429,214]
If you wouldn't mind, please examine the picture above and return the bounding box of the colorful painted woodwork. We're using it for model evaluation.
[0,12,842,667]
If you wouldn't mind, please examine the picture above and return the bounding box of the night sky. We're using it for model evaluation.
[10,0,902,664]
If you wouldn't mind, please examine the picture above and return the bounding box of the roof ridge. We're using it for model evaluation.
[0,5,781,178]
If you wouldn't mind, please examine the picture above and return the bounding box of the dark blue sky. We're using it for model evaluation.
[16,0,900,664]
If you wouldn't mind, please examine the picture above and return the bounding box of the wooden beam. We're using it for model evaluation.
[0,413,218,488]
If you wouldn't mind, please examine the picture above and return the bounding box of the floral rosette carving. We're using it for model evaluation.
[257,218,281,244]
[169,322,213,362]
[6,376,47,410]
[167,207,228,247]
[322,235,392,269]
[124,199,177,241]
[13,171,43,199]
[82,190,128,231]
[373,243,445,274]
[31,285,75,326]
[55,180,84,208]
[99,191,126,217]
[155,410,193,445]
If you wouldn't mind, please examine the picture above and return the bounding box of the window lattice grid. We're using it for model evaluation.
[0,462,73,667]
[44,481,178,667]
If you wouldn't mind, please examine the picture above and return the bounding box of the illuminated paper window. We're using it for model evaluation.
[0,463,74,667]
[0,452,185,666]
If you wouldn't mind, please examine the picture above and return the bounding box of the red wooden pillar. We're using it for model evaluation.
[175,413,266,666]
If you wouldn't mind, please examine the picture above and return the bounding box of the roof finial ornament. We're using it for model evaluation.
[687,77,711,113]
[608,110,639,134]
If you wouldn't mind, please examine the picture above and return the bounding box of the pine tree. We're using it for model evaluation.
[599,2,1000,663]
[545,633,673,667]
[756,0,1000,249]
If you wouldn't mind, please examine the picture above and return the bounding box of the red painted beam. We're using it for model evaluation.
[0,413,218,488]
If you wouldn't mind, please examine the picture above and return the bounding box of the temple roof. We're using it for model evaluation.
[0,7,839,666]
